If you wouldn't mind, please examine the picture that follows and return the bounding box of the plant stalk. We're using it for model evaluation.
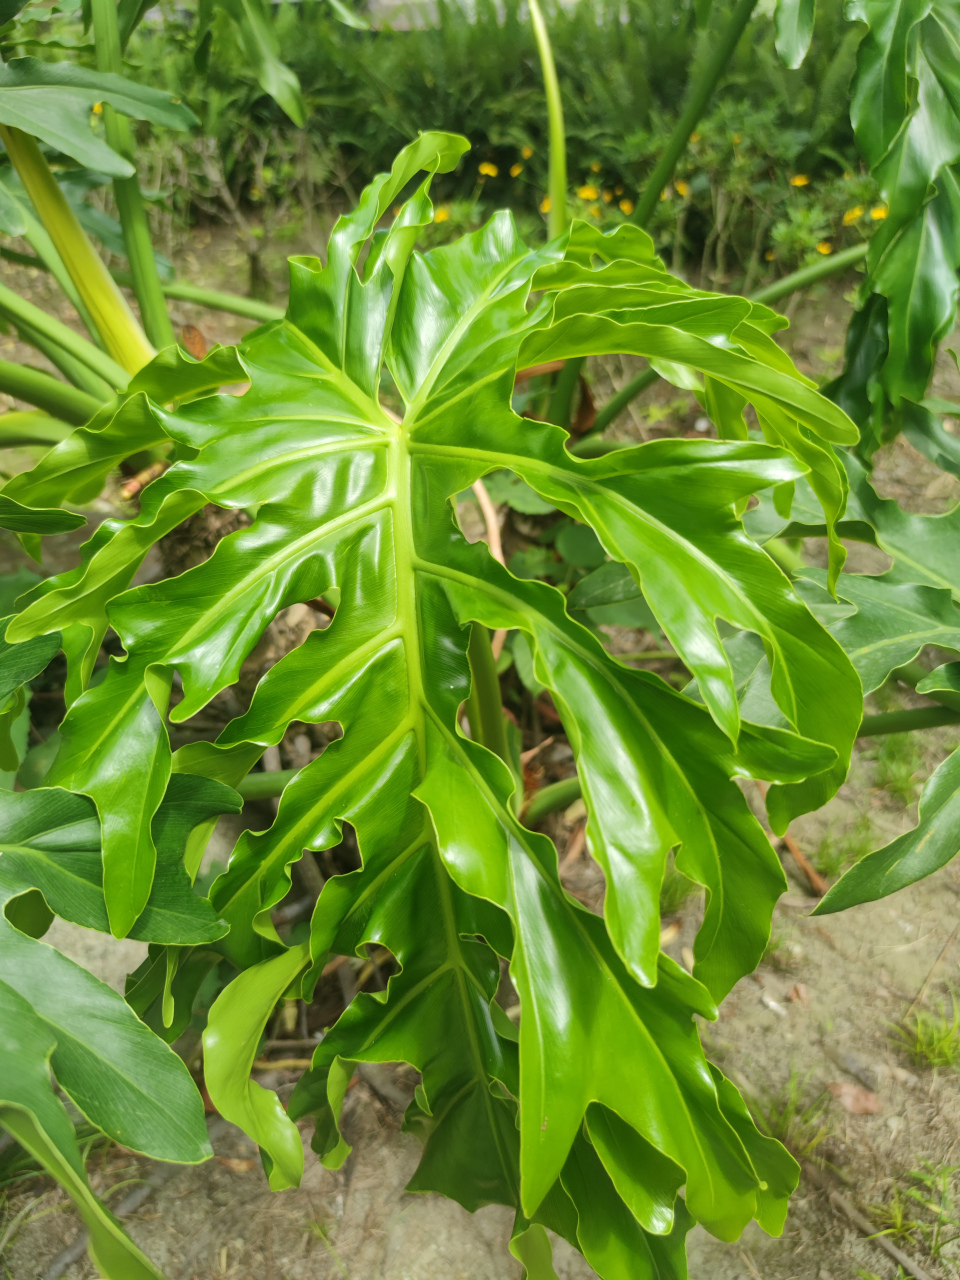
[0,360,102,424]
[467,623,511,763]
[522,775,582,827]
[0,126,153,375]
[634,0,760,228]
[0,410,73,447]
[749,243,868,306]
[528,0,567,242]
[859,706,960,736]
[115,275,285,322]
[90,0,174,350]
[547,354,583,428]
[592,367,658,435]
[0,278,129,390]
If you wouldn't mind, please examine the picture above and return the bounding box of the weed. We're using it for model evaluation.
[890,999,960,1071]
[814,811,874,878]
[866,732,925,804]
[869,1164,960,1271]
[749,1071,832,1161]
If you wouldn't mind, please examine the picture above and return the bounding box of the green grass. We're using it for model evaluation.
[891,999,960,1071]
[749,1070,832,1161]
[814,811,874,878]
[869,1164,960,1271]
[864,732,925,804]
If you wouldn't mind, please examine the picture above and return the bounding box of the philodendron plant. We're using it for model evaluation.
[0,133,865,1277]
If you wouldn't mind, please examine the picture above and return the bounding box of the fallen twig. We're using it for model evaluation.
[781,832,828,897]
[559,822,586,872]
[471,477,508,660]
[520,735,554,765]
[827,1189,935,1280]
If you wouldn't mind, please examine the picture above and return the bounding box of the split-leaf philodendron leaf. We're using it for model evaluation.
[0,133,865,1277]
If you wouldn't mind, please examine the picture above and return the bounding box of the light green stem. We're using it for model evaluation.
[0,360,102,423]
[0,278,129,390]
[0,126,153,375]
[634,0,760,228]
[528,0,567,241]
[749,243,868,306]
[0,411,72,446]
[522,776,581,826]
[91,0,174,349]
[115,275,284,322]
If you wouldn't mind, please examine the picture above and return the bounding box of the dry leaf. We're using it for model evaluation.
[789,982,809,1005]
[181,324,208,360]
[827,1082,881,1114]
[218,1157,255,1173]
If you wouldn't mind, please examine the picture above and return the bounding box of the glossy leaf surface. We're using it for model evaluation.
[1,134,857,1274]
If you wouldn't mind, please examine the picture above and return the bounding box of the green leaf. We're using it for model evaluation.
[0,980,167,1280]
[831,1,960,437]
[479,469,557,514]
[0,57,198,177]
[918,661,960,696]
[198,0,304,126]
[0,777,237,943]
[0,875,210,1162]
[815,745,960,913]
[203,942,309,1190]
[0,492,85,534]
[0,613,60,702]
[775,0,816,69]
[799,569,960,693]
[6,134,860,1271]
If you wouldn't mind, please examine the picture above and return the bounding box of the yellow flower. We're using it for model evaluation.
[675,179,690,198]
[602,189,613,203]
[577,184,599,200]
[478,162,499,177]
[765,249,776,261]
[690,132,700,143]
[790,174,810,186]
[614,184,624,195]
[816,241,833,255]
[392,206,401,217]
[521,145,533,159]
[92,102,103,115]
[589,204,601,218]
[434,207,450,223]
[510,163,524,177]
[590,161,602,173]
[540,195,551,213]
[870,204,888,219]
[732,134,741,144]
[660,187,670,200]
[843,205,864,225]
[619,198,634,215]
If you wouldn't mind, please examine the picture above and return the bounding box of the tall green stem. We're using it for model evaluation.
[528,0,567,242]
[633,0,759,228]
[91,0,174,350]
[467,623,510,764]
[0,126,153,375]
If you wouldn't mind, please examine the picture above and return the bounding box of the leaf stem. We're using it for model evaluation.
[0,126,153,375]
[858,706,960,736]
[634,0,759,228]
[0,278,129,390]
[0,359,102,424]
[749,243,868,307]
[91,0,174,350]
[467,623,511,763]
[591,367,658,435]
[528,0,567,242]
[522,775,581,827]
[237,768,298,800]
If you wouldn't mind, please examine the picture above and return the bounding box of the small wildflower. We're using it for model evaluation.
[732,133,741,144]
[789,174,810,186]
[765,249,776,261]
[589,204,601,218]
[660,187,670,201]
[843,205,864,225]
[590,161,602,173]
[602,189,613,203]
[690,132,700,143]
[675,179,690,198]
[521,145,533,159]
[92,102,103,115]
[619,198,634,215]
[870,204,888,219]
[540,195,551,213]
[510,163,524,177]
[434,207,450,223]
[478,162,498,177]
[392,206,401,217]
[816,241,833,255]
[577,184,599,200]
[614,184,624,195]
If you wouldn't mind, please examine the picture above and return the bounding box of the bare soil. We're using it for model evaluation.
[5,254,960,1280]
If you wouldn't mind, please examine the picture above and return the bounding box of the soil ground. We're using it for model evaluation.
[4,240,960,1280]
